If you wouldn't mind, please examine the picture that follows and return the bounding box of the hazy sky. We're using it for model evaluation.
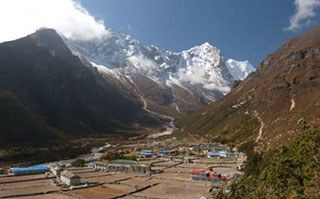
[79,0,320,66]
[0,0,319,66]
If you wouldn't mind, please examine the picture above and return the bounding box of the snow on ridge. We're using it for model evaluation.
[226,59,255,80]
[65,29,255,100]
[90,61,120,78]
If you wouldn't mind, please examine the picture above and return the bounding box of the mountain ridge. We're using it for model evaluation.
[0,29,158,145]
[64,28,255,117]
[178,25,320,152]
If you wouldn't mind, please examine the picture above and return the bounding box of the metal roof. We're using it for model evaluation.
[10,165,49,173]
[87,162,95,166]
[112,159,138,165]
[208,152,221,155]
[140,151,153,155]
[191,168,207,174]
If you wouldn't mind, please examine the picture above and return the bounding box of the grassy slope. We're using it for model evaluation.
[177,25,320,198]
[218,127,320,199]
[178,25,320,152]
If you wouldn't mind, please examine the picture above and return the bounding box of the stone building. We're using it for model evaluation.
[60,170,81,186]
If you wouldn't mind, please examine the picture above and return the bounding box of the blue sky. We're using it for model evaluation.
[79,0,320,66]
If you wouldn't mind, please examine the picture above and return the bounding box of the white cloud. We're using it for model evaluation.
[0,0,109,43]
[286,0,320,31]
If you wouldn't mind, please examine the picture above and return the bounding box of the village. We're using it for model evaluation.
[0,136,246,199]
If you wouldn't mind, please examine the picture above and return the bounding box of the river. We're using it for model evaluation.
[46,143,111,166]
[46,118,176,166]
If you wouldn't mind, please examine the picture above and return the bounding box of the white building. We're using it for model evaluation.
[50,165,63,178]
[60,170,81,186]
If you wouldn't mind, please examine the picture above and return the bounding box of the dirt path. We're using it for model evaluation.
[253,111,264,143]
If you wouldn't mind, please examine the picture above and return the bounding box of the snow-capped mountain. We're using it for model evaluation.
[64,29,255,117]
[226,59,255,81]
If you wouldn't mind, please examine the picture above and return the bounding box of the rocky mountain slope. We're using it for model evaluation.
[178,25,320,152]
[64,30,254,117]
[0,29,157,145]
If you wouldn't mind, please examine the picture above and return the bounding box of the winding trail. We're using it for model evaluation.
[253,111,265,143]
[125,75,177,138]
[290,98,296,111]
[46,143,111,166]
[173,102,181,114]
[285,65,296,111]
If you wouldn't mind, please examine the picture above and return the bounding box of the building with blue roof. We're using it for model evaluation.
[159,149,167,154]
[207,152,222,158]
[10,165,49,176]
[139,151,153,158]
[207,151,245,159]
[207,151,228,158]
[87,162,95,168]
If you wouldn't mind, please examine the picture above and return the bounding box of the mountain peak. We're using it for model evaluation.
[226,59,255,80]
[64,29,255,115]
[187,42,219,53]
[29,28,73,58]
[181,42,221,64]
[0,29,158,145]
[180,24,320,152]
[31,28,60,40]
[35,27,57,33]
[200,42,213,48]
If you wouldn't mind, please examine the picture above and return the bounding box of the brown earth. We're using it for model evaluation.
[178,25,320,152]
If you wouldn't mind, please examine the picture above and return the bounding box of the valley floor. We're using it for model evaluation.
[0,134,244,199]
